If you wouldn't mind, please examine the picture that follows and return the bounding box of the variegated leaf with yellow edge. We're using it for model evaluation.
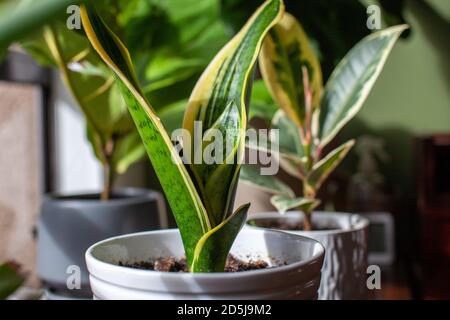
[183,0,284,228]
[259,12,322,128]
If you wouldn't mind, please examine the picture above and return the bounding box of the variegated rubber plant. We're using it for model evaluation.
[80,0,284,272]
[241,13,407,230]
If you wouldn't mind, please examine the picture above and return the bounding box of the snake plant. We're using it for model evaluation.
[80,0,284,271]
[241,12,407,230]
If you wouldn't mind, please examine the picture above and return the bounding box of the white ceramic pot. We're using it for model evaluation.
[85,227,325,300]
[248,212,369,300]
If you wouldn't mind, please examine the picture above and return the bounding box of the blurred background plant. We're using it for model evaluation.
[0,0,412,200]
[221,0,409,79]
[1,0,234,199]
[241,12,406,230]
[0,262,24,300]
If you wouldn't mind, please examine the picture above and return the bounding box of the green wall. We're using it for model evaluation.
[343,0,449,191]
[341,0,450,256]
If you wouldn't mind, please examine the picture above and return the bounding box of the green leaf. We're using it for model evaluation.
[270,195,320,214]
[192,203,249,272]
[0,0,83,50]
[249,79,278,121]
[111,132,146,174]
[0,263,24,300]
[81,5,210,268]
[182,0,284,227]
[259,12,323,127]
[319,25,408,147]
[143,52,203,92]
[157,99,188,135]
[307,140,355,191]
[278,153,305,180]
[244,122,306,179]
[196,101,242,227]
[240,164,295,198]
[40,24,144,180]
[272,110,304,157]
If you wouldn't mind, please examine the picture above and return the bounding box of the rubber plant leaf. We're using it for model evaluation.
[306,140,355,192]
[270,195,320,214]
[240,164,295,198]
[259,12,323,128]
[81,0,284,272]
[81,5,210,269]
[272,110,304,157]
[319,25,408,148]
[182,0,284,227]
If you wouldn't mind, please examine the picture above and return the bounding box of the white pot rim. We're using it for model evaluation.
[249,211,370,236]
[86,228,325,280]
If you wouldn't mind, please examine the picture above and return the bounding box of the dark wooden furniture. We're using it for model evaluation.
[416,134,450,299]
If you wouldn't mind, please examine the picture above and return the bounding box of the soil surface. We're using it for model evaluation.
[248,219,337,231]
[119,255,274,272]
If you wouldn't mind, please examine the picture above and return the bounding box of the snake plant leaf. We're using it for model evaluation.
[319,25,408,148]
[182,0,284,226]
[307,140,355,192]
[0,263,24,300]
[200,101,242,226]
[81,0,283,271]
[81,5,210,268]
[271,195,320,214]
[240,164,295,198]
[192,203,249,272]
[259,12,323,127]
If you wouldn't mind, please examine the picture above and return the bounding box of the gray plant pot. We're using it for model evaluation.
[37,188,167,299]
[248,211,369,300]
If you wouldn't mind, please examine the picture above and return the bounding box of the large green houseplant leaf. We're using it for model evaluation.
[23,23,145,200]
[0,0,83,52]
[81,0,284,272]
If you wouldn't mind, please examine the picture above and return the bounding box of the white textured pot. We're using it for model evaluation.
[248,212,369,300]
[85,227,325,300]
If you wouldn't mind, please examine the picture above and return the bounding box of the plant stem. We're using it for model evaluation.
[101,159,114,201]
[300,67,317,231]
[100,139,115,201]
[303,211,313,231]
[302,182,316,231]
